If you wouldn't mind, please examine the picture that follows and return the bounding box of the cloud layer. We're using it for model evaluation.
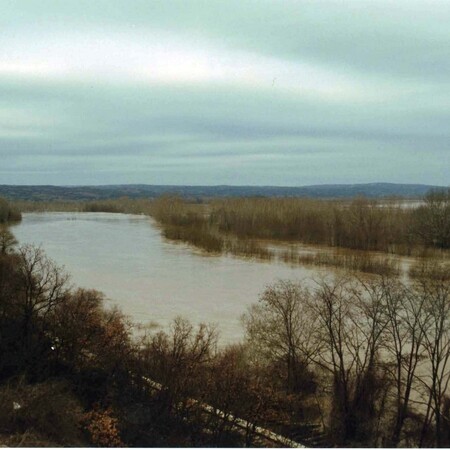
[1,0,449,185]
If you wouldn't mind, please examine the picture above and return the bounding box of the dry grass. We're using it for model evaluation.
[225,240,274,260]
[14,200,85,212]
[408,260,450,281]
[0,380,85,446]
[282,249,400,276]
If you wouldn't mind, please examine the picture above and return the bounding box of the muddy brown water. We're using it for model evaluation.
[13,212,325,343]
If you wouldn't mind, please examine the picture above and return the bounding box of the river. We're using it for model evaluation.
[12,212,320,343]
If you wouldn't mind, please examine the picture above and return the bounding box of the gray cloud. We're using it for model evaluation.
[0,0,449,185]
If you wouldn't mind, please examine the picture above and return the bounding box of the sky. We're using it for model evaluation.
[0,0,449,186]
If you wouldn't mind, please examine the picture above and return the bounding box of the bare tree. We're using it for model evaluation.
[48,289,107,369]
[381,277,430,446]
[0,245,70,375]
[347,197,385,250]
[415,276,450,446]
[412,189,450,249]
[142,317,218,417]
[0,227,17,254]
[16,245,70,340]
[242,280,321,392]
[204,344,276,446]
[310,276,390,445]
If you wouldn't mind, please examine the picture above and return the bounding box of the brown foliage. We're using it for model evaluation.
[82,406,124,447]
[48,288,133,381]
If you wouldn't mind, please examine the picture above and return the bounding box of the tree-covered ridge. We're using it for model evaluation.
[0,182,446,202]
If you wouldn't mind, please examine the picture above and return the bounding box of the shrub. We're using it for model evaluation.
[0,379,84,446]
[81,406,124,447]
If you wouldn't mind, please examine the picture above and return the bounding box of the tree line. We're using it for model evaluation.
[145,190,450,257]
[209,189,450,252]
[13,190,450,256]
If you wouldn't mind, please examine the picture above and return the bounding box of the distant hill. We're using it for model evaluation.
[0,183,446,202]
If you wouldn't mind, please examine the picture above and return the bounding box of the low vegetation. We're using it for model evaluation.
[408,259,450,281]
[0,197,21,224]
[162,224,224,253]
[282,248,400,276]
[225,239,274,260]
[143,192,449,273]
[83,201,124,213]
[209,189,450,253]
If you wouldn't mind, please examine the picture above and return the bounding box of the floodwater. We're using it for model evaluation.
[12,212,322,343]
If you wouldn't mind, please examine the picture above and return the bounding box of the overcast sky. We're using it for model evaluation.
[1,0,449,186]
